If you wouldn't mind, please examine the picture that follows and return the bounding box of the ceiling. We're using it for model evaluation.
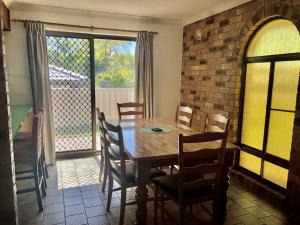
[5,0,250,22]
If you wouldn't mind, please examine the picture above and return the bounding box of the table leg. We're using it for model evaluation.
[220,151,234,221]
[135,161,151,225]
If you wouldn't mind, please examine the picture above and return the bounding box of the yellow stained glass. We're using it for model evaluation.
[266,111,294,160]
[263,162,288,188]
[241,63,270,150]
[272,61,300,111]
[247,19,300,57]
[239,151,261,175]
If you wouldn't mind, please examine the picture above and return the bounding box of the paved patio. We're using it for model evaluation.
[17,156,300,225]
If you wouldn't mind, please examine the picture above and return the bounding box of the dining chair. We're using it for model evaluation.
[96,107,108,192]
[14,112,46,211]
[103,119,166,225]
[175,106,194,127]
[204,113,230,133]
[14,108,49,183]
[152,131,229,225]
[170,106,195,174]
[117,102,144,119]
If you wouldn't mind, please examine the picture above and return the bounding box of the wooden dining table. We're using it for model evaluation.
[111,118,238,225]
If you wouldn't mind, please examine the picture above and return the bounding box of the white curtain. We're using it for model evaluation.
[25,21,56,164]
[135,31,154,118]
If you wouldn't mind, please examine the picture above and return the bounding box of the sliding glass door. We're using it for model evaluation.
[46,33,136,154]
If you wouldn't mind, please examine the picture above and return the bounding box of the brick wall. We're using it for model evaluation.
[180,0,300,209]
[0,1,19,224]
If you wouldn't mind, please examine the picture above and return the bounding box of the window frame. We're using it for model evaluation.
[237,18,300,191]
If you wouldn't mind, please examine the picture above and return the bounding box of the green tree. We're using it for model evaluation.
[94,39,135,88]
[47,36,90,75]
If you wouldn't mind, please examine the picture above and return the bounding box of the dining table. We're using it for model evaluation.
[111,118,238,225]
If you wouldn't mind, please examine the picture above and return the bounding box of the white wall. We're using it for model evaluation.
[5,6,183,119]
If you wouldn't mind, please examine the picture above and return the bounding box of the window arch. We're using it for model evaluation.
[238,19,300,189]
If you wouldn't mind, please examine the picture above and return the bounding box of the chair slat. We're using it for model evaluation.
[176,106,194,127]
[183,163,219,175]
[184,177,216,189]
[204,113,230,133]
[117,102,144,119]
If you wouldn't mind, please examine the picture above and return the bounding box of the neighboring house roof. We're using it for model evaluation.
[49,64,88,86]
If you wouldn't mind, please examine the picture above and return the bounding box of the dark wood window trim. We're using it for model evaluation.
[236,18,300,190]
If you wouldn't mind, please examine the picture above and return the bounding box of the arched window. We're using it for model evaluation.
[238,19,300,189]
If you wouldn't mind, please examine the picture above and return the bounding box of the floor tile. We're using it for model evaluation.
[85,205,106,218]
[65,213,87,225]
[44,212,65,225]
[65,204,85,216]
[44,203,64,215]
[87,215,109,225]
[17,157,299,225]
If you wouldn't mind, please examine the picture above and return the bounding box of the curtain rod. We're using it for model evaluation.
[11,19,159,34]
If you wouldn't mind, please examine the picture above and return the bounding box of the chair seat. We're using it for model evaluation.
[14,141,36,165]
[152,174,214,200]
[14,132,32,141]
[111,161,167,183]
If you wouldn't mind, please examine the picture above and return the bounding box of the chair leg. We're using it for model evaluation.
[160,192,165,219]
[213,200,220,225]
[40,157,47,189]
[119,187,127,225]
[39,160,46,197]
[106,174,113,212]
[189,205,192,215]
[99,149,104,182]
[33,165,43,211]
[154,186,159,225]
[42,148,49,178]
[101,159,108,192]
[170,165,174,174]
[179,204,185,225]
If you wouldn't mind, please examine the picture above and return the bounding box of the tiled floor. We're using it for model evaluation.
[17,156,300,225]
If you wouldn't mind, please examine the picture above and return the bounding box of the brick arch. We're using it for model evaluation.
[231,4,300,141]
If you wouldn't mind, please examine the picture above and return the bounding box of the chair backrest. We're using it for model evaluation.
[117,102,144,119]
[175,106,194,127]
[37,107,45,147]
[103,120,127,183]
[178,131,228,201]
[96,107,106,148]
[32,112,43,161]
[204,113,230,132]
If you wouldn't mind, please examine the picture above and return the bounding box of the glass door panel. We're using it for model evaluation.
[94,38,136,150]
[263,162,288,188]
[241,63,270,150]
[47,36,93,153]
[271,61,300,110]
[239,151,261,175]
[266,111,295,160]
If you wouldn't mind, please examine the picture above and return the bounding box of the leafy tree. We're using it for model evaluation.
[94,39,135,88]
[47,36,90,75]
[46,36,136,88]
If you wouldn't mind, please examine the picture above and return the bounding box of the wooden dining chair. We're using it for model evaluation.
[14,112,46,211]
[103,119,166,225]
[96,107,108,192]
[152,131,229,225]
[204,113,230,133]
[175,106,194,127]
[117,102,144,119]
[14,108,49,182]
